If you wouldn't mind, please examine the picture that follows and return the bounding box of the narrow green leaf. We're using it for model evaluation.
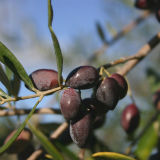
[92,152,136,160]
[135,122,159,160]
[28,123,64,160]
[0,64,12,94]
[48,0,63,85]
[96,22,107,44]
[0,88,11,99]
[0,41,34,90]
[11,75,21,97]
[5,66,13,81]
[0,98,42,154]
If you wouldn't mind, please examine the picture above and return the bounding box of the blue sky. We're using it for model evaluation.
[10,0,107,44]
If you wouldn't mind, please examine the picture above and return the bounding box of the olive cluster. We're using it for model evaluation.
[135,0,160,22]
[28,66,128,148]
[60,66,128,147]
[4,128,34,160]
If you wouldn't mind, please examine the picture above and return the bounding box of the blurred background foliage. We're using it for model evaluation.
[0,0,160,159]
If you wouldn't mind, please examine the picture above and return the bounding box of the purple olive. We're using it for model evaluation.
[60,88,81,120]
[17,144,34,160]
[29,69,59,91]
[4,128,32,154]
[156,9,160,22]
[93,114,106,129]
[96,77,119,110]
[135,0,149,9]
[65,66,99,89]
[121,104,140,134]
[70,113,93,148]
[110,73,128,99]
[81,98,108,115]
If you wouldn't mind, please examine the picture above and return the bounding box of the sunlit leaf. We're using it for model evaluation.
[0,98,42,154]
[48,0,63,85]
[0,41,34,90]
[92,152,136,160]
[28,123,64,160]
[135,122,159,160]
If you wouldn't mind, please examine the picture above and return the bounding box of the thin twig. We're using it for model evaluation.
[0,108,61,116]
[118,32,160,76]
[78,149,85,160]
[85,11,150,64]
[0,86,63,105]
[50,122,68,139]
[98,32,160,75]
[27,149,43,160]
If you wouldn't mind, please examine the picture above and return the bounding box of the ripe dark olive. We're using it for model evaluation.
[65,66,99,89]
[81,98,108,115]
[70,113,93,148]
[4,128,32,154]
[149,152,160,160]
[17,144,34,160]
[110,73,128,99]
[96,77,119,110]
[156,9,160,22]
[152,89,160,110]
[60,88,81,120]
[56,126,72,145]
[135,0,149,9]
[121,104,140,134]
[148,0,160,10]
[93,114,106,129]
[29,69,59,91]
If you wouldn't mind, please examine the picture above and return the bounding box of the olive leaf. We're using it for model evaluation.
[0,41,34,91]
[11,75,21,97]
[96,22,107,44]
[0,63,12,94]
[134,121,159,160]
[48,0,63,85]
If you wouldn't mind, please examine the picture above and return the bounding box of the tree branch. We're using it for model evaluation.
[85,11,150,64]
[0,108,61,116]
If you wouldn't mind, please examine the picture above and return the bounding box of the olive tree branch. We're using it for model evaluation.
[0,108,61,116]
[118,32,160,76]
[85,11,150,64]
[99,32,160,76]
[0,86,64,105]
